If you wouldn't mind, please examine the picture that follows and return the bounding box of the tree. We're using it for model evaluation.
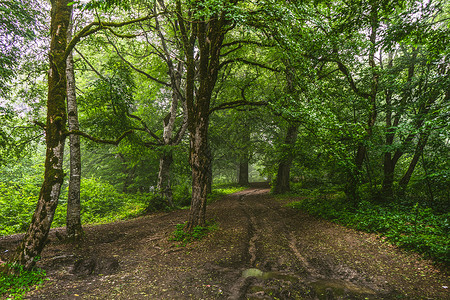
[7,0,73,271]
[65,11,83,240]
[6,1,151,270]
[178,0,228,230]
[273,123,298,194]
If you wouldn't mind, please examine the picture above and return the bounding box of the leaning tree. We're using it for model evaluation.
[6,0,152,271]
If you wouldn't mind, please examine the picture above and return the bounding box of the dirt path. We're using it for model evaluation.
[1,184,449,299]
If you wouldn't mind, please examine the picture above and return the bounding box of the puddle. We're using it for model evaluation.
[242,268,297,281]
[242,269,376,299]
[310,279,376,299]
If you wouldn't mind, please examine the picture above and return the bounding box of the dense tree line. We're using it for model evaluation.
[0,0,448,272]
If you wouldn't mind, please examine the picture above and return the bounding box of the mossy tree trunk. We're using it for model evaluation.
[157,150,174,206]
[66,12,83,240]
[273,124,298,194]
[10,0,72,270]
[176,2,227,231]
[238,124,250,186]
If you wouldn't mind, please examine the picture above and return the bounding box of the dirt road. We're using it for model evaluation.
[1,184,449,299]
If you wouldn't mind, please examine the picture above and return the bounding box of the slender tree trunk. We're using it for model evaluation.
[206,143,213,195]
[382,154,395,198]
[9,0,72,270]
[118,154,135,193]
[157,150,174,206]
[382,89,396,199]
[381,49,416,199]
[399,131,430,190]
[66,14,83,240]
[238,127,250,186]
[347,4,379,202]
[273,124,298,194]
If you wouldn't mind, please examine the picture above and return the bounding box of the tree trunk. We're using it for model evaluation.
[347,5,379,202]
[177,6,226,230]
[381,87,396,199]
[381,49,416,199]
[399,131,430,190]
[66,13,83,240]
[238,127,250,186]
[156,150,174,206]
[9,0,72,270]
[273,124,298,194]
[238,158,249,186]
[206,143,213,195]
[186,117,210,231]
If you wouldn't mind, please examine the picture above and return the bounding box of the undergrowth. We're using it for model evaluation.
[207,185,247,204]
[0,264,47,299]
[0,180,244,237]
[169,220,218,246]
[287,189,450,265]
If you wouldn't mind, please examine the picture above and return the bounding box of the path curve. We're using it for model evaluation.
[1,184,448,299]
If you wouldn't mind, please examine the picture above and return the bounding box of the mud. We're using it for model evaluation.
[0,183,448,299]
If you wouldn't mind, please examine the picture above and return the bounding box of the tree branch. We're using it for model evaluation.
[335,61,370,99]
[127,113,164,144]
[65,130,133,145]
[222,40,274,48]
[209,100,267,114]
[107,36,170,87]
[219,58,279,72]
[65,14,156,60]
[33,121,47,130]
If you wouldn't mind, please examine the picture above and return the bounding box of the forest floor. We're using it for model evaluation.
[1,183,449,299]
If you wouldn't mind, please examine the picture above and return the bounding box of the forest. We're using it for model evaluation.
[0,0,449,298]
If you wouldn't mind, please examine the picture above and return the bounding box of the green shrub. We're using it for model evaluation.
[0,264,47,299]
[287,190,450,265]
[0,182,40,236]
[173,181,192,207]
[1,177,151,235]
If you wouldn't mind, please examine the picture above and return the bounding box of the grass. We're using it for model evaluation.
[285,188,450,265]
[208,184,247,204]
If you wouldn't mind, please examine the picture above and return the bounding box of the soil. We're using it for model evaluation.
[1,183,449,299]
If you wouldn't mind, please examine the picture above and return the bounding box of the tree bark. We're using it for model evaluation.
[381,49,417,199]
[187,116,210,230]
[66,12,83,240]
[238,126,250,186]
[273,124,298,194]
[9,0,72,270]
[206,143,213,195]
[346,4,379,202]
[238,158,249,186]
[399,131,430,190]
[176,2,227,230]
[157,150,174,206]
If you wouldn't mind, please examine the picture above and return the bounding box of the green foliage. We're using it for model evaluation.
[0,181,41,236]
[0,176,153,235]
[81,0,132,11]
[0,0,40,96]
[288,190,450,265]
[0,264,47,299]
[169,220,218,246]
[0,176,247,237]
[54,177,150,226]
[172,180,192,208]
[207,184,247,204]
